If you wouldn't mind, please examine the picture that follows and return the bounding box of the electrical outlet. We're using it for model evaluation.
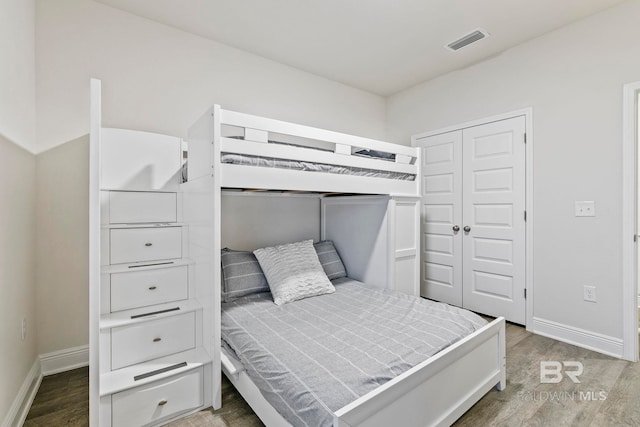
[21,318,26,341]
[584,286,597,302]
[575,201,596,217]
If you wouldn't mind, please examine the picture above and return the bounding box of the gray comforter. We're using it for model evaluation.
[221,278,486,427]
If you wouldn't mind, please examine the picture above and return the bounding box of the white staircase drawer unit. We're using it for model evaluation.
[110,192,177,224]
[110,227,182,264]
[111,312,195,370]
[112,367,203,427]
[110,266,188,312]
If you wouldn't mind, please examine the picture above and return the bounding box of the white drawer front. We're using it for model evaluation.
[110,191,177,224]
[112,367,203,427]
[111,312,195,370]
[111,266,188,312]
[110,227,182,264]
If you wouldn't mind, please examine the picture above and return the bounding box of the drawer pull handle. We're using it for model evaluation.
[158,399,168,406]
[153,337,162,343]
[131,307,180,319]
[148,286,157,290]
[145,243,153,247]
[128,261,173,269]
[134,361,188,381]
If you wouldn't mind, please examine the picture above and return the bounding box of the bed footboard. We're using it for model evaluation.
[221,317,505,427]
[333,317,506,427]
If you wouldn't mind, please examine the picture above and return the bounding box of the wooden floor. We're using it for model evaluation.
[24,367,88,426]
[25,322,640,426]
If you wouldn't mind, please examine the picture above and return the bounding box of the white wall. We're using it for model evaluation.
[0,135,37,426]
[0,0,38,423]
[36,136,89,355]
[34,0,387,355]
[221,194,321,251]
[0,0,36,153]
[35,0,387,154]
[387,0,640,348]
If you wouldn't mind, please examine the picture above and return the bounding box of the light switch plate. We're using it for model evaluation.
[575,201,595,217]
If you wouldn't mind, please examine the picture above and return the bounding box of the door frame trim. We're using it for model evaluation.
[412,108,534,329]
[621,82,639,362]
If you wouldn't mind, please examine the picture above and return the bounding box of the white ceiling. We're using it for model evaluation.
[94,0,627,96]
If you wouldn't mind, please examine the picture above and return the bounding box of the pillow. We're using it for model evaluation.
[355,149,396,161]
[253,240,335,305]
[221,248,269,302]
[314,240,347,280]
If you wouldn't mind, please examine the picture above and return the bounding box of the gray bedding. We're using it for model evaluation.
[220,153,416,181]
[221,278,486,427]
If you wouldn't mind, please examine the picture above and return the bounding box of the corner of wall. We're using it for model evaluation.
[1,358,42,427]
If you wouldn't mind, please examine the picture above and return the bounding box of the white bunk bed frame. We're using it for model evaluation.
[187,105,506,427]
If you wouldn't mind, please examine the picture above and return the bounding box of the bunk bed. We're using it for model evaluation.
[184,105,507,427]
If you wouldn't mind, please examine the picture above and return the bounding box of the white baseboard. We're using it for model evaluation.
[1,358,42,427]
[2,346,90,427]
[40,345,89,376]
[532,317,624,358]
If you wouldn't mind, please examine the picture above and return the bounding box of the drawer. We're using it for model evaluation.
[110,227,182,264]
[111,266,188,312]
[110,191,177,224]
[112,367,203,426]
[111,312,195,370]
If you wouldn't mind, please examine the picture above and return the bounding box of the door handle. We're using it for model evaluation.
[452,225,460,232]
[463,226,471,233]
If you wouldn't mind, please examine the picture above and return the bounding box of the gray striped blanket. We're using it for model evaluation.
[221,278,486,427]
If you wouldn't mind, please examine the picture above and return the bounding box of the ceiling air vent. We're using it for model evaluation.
[446,29,489,51]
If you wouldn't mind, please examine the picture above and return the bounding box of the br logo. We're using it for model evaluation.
[540,361,584,383]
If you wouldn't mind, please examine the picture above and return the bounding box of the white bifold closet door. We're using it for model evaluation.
[421,116,526,324]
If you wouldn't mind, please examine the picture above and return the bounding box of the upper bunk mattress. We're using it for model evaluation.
[221,153,416,181]
[221,277,487,427]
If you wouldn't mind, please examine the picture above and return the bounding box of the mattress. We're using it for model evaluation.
[220,153,416,181]
[221,278,487,427]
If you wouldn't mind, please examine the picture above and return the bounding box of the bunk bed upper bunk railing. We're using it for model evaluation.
[219,108,417,163]
[187,105,420,196]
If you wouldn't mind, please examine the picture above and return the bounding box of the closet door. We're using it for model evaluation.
[461,116,526,324]
[420,131,463,307]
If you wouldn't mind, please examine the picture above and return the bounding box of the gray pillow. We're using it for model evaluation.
[221,248,269,302]
[314,240,347,279]
[253,240,335,305]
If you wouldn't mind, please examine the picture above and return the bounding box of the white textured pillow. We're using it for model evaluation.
[253,240,335,305]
